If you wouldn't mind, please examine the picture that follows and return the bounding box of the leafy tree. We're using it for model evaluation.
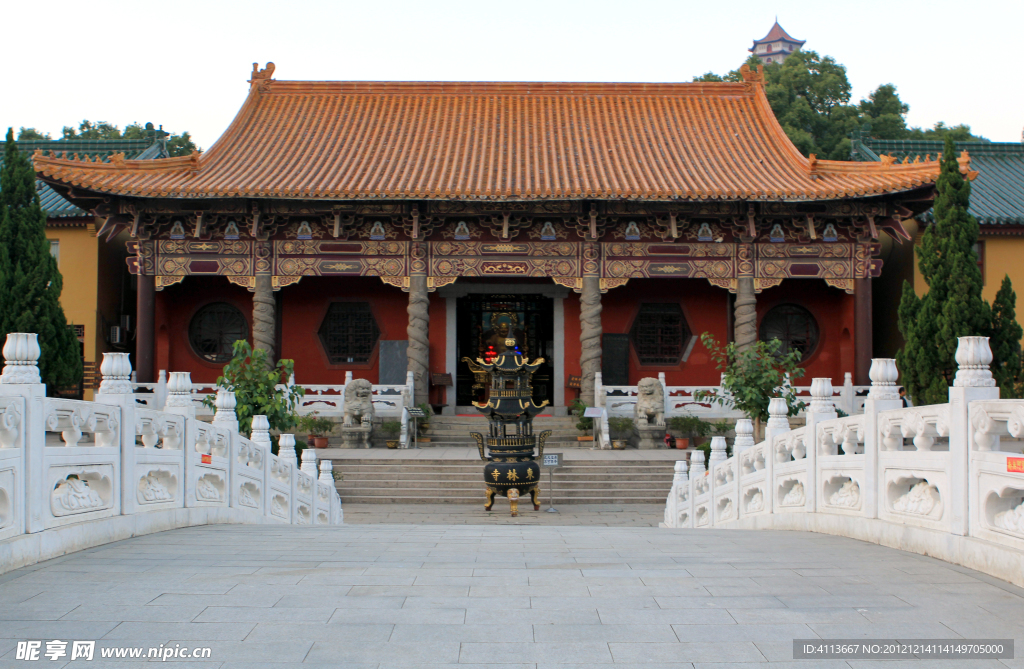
[696,55,987,157]
[16,127,51,141]
[0,129,82,391]
[858,84,909,140]
[694,332,806,441]
[202,339,305,453]
[897,136,990,404]
[989,275,1023,398]
[60,120,199,157]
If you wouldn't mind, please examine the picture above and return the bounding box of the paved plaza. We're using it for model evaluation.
[2,522,1024,667]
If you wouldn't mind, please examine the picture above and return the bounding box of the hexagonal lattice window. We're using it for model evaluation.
[318,302,381,364]
[759,303,819,362]
[630,303,691,366]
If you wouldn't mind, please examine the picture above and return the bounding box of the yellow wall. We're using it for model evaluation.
[912,233,1024,336]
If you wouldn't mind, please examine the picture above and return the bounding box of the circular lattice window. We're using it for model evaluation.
[188,303,248,363]
[759,304,819,362]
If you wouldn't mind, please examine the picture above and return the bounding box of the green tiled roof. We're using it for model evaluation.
[852,137,1024,226]
[2,139,164,219]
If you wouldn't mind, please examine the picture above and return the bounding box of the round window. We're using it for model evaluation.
[759,304,819,362]
[189,303,248,363]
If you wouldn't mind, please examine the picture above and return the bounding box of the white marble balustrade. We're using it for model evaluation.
[0,336,343,576]
[662,340,1024,589]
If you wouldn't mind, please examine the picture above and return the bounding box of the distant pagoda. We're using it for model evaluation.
[470,336,551,516]
[750,20,805,65]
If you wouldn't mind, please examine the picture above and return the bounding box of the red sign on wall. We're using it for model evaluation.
[201,454,212,464]
[1007,457,1024,473]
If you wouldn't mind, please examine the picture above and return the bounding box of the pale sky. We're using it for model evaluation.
[4,0,1021,150]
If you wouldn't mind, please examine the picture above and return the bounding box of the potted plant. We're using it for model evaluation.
[298,412,335,449]
[571,399,593,441]
[607,416,634,450]
[380,420,402,448]
[667,415,713,449]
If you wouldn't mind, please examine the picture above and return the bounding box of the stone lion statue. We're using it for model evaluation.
[343,378,375,426]
[634,377,665,426]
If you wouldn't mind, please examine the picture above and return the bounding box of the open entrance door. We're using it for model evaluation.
[455,294,554,407]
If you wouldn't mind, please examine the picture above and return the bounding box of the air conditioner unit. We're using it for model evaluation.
[110,326,123,345]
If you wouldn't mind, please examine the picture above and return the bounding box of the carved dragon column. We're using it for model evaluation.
[579,241,602,406]
[734,239,757,352]
[252,240,275,369]
[407,241,430,407]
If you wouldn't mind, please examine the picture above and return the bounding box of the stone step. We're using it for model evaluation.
[331,456,675,504]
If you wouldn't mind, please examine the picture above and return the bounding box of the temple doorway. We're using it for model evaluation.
[455,294,555,408]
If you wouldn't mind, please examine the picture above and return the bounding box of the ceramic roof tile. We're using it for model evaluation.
[35,72,941,203]
[856,138,1021,225]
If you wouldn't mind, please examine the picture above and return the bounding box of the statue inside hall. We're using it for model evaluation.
[480,312,527,362]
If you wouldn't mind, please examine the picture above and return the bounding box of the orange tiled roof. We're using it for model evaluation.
[34,67,941,202]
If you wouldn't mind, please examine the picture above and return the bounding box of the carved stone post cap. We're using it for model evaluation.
[1,333,41,385]
[214,388,238,412]
[98,352,134,395]
[735,418,754,435]
[251,415,270,431]
[674,460,689,473]
[318,461,334,483]
[165,371,194,407]
[954,336,996,387]
[867,358,900,400]
[768,397,789,417]
[690,449,705,463]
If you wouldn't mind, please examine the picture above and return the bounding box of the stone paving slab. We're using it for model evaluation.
[1,524,1024,666]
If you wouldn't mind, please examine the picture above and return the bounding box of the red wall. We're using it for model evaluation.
[153,275,857,395]
[598,278,857,386]
[756,280,857,382]
[602,279,730,386]
[155,277,254,384]
[278,277,409,385]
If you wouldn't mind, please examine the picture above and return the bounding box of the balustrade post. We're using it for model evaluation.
[708,436,727,525]
[841,372,854,415]
[94,353,137,516]
[764,397,791,516]
[949,336,999,536]
[806,378,837,513]
[0,334,45,533]
[212,388,239,434]
[301,447,318,477]
[863,359,901,520]
[154,370,168,410]
[690,448,705,526]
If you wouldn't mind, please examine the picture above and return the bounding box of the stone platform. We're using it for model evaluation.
[319,447,685,505]
[3,523,1023,667]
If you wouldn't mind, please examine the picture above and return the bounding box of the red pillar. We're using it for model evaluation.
[854,277,872,385]
[136,274,155,383]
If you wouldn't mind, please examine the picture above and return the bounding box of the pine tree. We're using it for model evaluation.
[0,129,82,391]
[989,275,1023,398]
[897,136,989,405]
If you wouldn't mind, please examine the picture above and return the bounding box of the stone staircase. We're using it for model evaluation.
[420,415,584,448]
[333,458,675,504]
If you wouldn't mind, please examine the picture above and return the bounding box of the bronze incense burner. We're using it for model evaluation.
[470,336,551,516]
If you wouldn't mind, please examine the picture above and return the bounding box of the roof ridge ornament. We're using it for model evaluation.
[248,62,276,92]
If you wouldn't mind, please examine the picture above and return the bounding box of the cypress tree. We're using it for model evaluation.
[897,136,989,405]
[989,275,1023,398]
[0,129,82,391]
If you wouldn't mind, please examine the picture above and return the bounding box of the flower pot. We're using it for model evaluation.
[386,440,400,449]
[313,437,329,449]
[611,440,626,450]
[577,436,594,442]
[676,437,689,449]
